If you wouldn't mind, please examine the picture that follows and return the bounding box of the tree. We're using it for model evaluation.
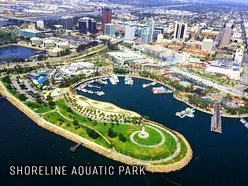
[73,120,79,126]
[18,94,26,101]
[119,133,126,142]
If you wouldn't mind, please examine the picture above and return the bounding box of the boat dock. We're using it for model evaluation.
[70,142,83,152]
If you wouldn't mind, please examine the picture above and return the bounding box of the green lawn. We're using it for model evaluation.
[41,98,187,163]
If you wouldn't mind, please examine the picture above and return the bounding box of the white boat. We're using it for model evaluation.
[125,76,134,85]
[81,89,87,92]
[150,86,172,94]
[245,124,248,129]
[176,107,195,118]
[96,91,105,96]
[109,74,119,85]
[88,90,94,94]
[240,118,247,124]
[142,82,157,88]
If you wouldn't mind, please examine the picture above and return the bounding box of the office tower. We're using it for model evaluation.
[105,23,115,37]
[141,28,149,44]
[102,8,112,32]
[79,17,97,34]
[78,17,89,34]
[174,22,187,41]
[36,20,44,29]
[202,39,213,52]
[147,18,155,43]
[211,100,222,133]
[89,18,97,34]
[62,16,73,30]
[220,23,232,48]
[124,25,136,40]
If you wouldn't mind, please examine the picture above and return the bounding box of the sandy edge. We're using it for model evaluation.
[0,81,192,173]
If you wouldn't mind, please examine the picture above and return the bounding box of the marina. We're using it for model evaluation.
[176,107,195,118]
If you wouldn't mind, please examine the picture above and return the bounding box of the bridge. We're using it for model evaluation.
[70,142,83,152]
[0,15,37,23]
[110,37,125,45]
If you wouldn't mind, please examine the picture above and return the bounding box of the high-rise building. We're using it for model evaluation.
[174,22,187,41]
[202,39,213,52]
[79,17,97,34]
[105,23,115,37]
[62,16,73,30]
[89,18,97,34]
[36,20,44,29]
[220,23,232,48]
[124,25,136,40]
[211,100,222,133]
[147,18,155,43]
[102,8,112,32]
[78,17,89,34]
[141,28,149,44]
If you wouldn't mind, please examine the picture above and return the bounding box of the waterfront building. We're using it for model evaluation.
[102,8,112,32]
[202,38,213,52]
[30,37,42,46]
[174,22,187,41]
[105,23,115,37]
[62,16,73,30]
[36,20,44,29]
[124,25,136,40]
[211,100,222,133]
[220,23,232,48]
[19,29,43,38]
[43,40,55,49]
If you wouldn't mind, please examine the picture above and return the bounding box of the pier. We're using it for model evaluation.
[70,142,83,152]
[211,101,222,134]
